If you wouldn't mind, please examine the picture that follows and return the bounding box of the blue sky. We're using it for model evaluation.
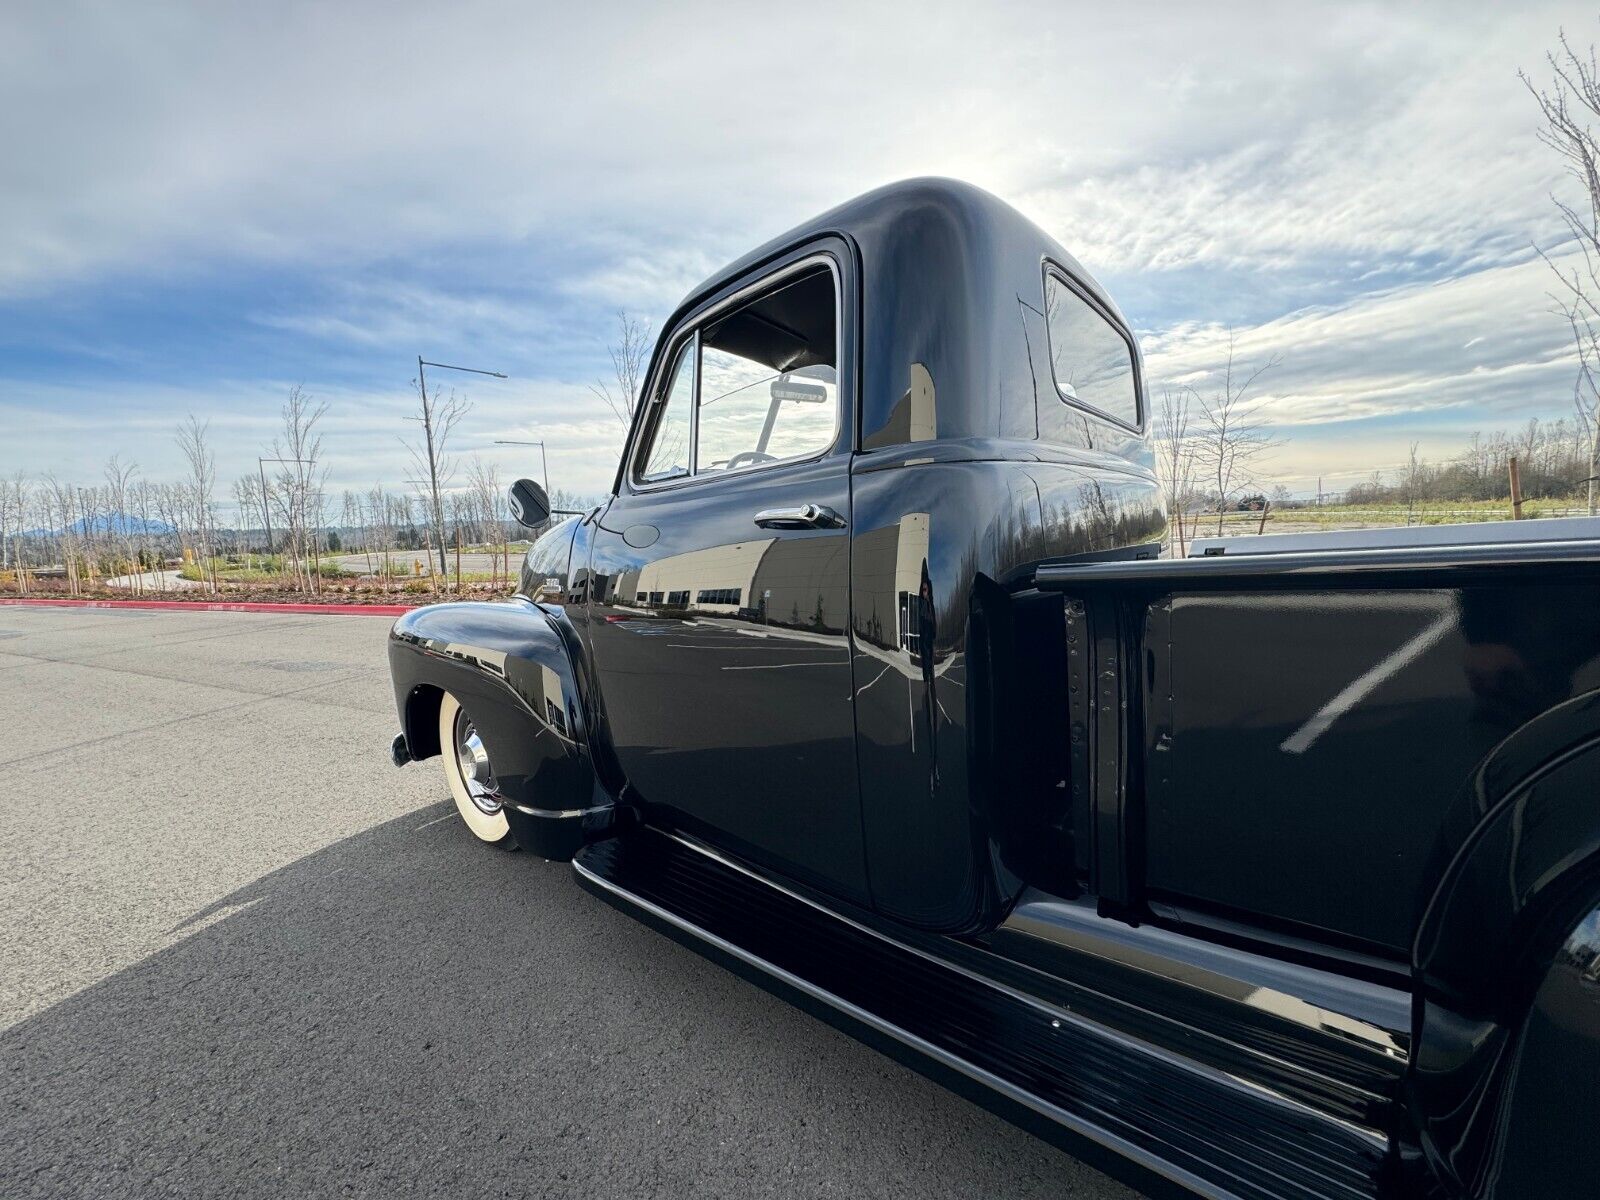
[2,1,1596,507]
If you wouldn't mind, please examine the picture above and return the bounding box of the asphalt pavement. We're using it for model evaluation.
[0,605,1140,1199]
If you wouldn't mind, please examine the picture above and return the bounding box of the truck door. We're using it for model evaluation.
[586,247,867,904]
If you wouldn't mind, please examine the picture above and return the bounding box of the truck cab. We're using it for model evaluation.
[579,184,1160,920]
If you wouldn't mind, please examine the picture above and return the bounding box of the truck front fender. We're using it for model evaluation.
[1409,689,1600,1194]
[389,599,612,858]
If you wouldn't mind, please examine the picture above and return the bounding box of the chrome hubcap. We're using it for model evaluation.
[453,710,502,815]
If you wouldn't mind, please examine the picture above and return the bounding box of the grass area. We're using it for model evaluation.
[178,554,360,583]
[177,554,516,588]
[1193,500,1595,532]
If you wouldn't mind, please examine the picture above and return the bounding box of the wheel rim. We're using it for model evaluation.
[452,708,503,816]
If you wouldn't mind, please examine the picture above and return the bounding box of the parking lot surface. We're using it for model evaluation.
[0,606,1139,1199]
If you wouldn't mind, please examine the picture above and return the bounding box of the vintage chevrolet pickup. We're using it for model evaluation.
[387,179,1600,1200]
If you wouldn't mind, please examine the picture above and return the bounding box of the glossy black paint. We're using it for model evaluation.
[518,512,580,600]
[1469,901,1600,1198]
[587,452,863,900]
[1410,731,1600,1196]
[389,597,607,859]
[1141,583,1600,955]
[585,237,867,903]
[380,178,1600,1198]
[849,456,1162,931]
[1032,546,1600,1192]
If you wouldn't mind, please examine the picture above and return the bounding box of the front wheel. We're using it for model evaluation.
[437,692,517,848]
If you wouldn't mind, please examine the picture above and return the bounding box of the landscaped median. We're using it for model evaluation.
[0,596,417,616]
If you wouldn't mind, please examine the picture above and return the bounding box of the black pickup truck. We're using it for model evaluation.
[388,178,1600,1200]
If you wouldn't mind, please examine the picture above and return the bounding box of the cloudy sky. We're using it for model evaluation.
[2,1,1596,506]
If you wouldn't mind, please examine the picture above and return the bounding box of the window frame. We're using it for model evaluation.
[1041,260,1145,435]
[633,332,699,485]
[626,252,845,493]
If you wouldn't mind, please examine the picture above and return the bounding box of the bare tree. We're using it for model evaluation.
[1404,441,1424,526]
[590,311,653,427]
[176,415,219,592]
[340,490,368,575]
[103,456,140,592]
[153,483,185,589]
[271,385,330,592]
[75,484,104,586]
[232,476,262,570]
[393,492,418,577]
[1154,387,1197,554]
[467,454,506,587]
[43,475,81,595]
[131,478,163,588]
[0,472,29,592]
[1526,31,1600,513]
[448,493,470,594]
[404,374,469,581]
[366,485,395,585]
[1192,332,1283,535]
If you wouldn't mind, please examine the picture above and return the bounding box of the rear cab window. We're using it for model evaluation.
[1043,266,1141,431]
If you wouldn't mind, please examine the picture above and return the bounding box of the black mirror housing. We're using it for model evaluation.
[508,478,551,529]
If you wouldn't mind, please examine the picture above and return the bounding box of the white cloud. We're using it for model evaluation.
[1143,251,1579,430]
[3,1,1599,495]
[2,3,1583,293]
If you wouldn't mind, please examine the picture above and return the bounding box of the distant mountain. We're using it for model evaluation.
[20,513,177,538]
[73,513,177,536]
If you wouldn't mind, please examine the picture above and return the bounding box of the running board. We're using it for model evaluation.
[572,829,1394,1200]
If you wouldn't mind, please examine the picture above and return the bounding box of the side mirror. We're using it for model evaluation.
[508,478,551,529]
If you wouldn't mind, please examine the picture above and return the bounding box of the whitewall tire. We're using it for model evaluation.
[438,692,517,847]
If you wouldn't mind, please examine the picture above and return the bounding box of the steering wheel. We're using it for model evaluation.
[725,450,777,471]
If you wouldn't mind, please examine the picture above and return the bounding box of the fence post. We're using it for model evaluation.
[1508,456,1524,520]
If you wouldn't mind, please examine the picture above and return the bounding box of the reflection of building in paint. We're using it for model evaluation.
[539,663,567,736]
[863,362,937,449]
[613,535,848,629]
[853,512,930,652]
[621,540,771,614]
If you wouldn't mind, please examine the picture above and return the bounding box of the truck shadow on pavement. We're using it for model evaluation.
[2,805,1137,1200]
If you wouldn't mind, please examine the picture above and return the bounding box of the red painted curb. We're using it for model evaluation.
[0,597,417,617]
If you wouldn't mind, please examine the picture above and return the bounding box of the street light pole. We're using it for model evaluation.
[258,456,313,556]
[493,439,550,498]
[417,356,507,577]
[257,458,274,554]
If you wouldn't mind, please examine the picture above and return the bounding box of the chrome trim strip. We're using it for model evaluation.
[1036,537,1600,586]
[507,802,612,820]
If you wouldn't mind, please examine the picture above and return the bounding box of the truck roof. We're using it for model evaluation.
[646,178,1152,467]
[685,177,1130,332]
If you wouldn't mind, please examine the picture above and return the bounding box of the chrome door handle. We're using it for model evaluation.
[754,503,846,530]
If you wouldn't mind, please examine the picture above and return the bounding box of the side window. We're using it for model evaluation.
[698,266,838,473]
[638,341,694,482]
[1044,269,1140,429]
[632,261,839,486]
